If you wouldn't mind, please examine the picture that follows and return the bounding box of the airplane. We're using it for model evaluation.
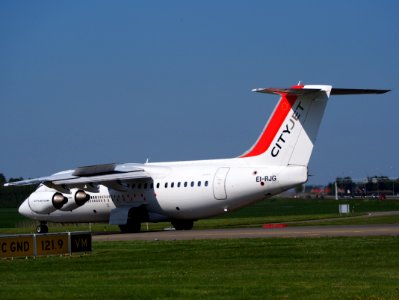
[5,84,389,233]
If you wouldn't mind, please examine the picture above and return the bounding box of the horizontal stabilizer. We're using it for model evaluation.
[253,87,390,96]
[330,88,390,95]
[252,88,322,95]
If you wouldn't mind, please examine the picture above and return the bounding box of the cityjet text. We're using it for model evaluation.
[271,100,304,157]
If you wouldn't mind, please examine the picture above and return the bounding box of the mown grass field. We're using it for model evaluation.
[1,198,398,234]
[1,198,399,299]
[1,237,399,299]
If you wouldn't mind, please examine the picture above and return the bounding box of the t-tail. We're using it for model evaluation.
[241,84,390,167]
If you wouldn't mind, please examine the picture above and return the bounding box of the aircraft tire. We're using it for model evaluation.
[119,221,141,233]
[36,224,48,234]
[171,220,194,230]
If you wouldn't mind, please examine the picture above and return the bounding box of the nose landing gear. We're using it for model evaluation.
[36,221,48,234]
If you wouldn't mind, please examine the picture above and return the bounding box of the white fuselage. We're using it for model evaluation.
[19,157,307,223]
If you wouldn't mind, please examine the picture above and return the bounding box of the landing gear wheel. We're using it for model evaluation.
[171,220,194,230]
[36,223,48,234]
[119,221,141,233]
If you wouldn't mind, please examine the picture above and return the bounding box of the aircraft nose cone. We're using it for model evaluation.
[18,198,32,217]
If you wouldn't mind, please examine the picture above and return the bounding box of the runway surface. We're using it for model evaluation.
[93,224,399,241]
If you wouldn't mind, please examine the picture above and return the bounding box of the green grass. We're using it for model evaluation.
[219,197,399,218]
[292,215,399,226]
[1,237,399,299]
[0,208,27,228]
[1,198,399,234]
[1,199,398,299]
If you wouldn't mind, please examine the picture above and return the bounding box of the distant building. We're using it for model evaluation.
[310,186,332,197]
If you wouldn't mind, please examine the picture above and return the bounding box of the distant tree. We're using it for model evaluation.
[377,176,392,191]
[331,175,398,197]
[0,175,35,208]
[336,176,355,195]
[327,182,335,195]
[8,177,23,183]
[294,184,304,194]
[0,173,5,185]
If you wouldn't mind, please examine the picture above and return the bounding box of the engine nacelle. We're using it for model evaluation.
[59,190,90,211]
[28,191,68,214]
[52,192,68,209]
[75,190,90,206]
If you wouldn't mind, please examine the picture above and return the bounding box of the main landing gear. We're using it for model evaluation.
[119,220,142,233]
[36,221,49,234]
[171,219,194,230]
[118,207,145,233]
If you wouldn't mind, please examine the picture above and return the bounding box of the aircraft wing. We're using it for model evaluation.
[4,163,151,187]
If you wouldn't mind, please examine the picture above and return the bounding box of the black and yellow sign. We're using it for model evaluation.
[0,236,34,258]
[0,232,91,258]
[36,234,68,256]
[71,233,92,253]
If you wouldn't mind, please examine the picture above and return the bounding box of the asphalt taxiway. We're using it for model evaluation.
[93,224,399,241]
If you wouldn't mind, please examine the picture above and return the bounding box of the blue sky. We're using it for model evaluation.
[1,1,398,185]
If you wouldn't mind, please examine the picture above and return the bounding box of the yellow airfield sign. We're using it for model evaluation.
[0,236,34,258]
[36,234,69,256]
[0,232,91,258]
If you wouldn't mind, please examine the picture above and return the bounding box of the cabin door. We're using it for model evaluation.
[213,167,230,200]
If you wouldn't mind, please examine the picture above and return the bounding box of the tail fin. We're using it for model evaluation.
[240,85,389,167]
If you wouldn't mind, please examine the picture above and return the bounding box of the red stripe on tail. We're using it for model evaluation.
[241,93,297,158]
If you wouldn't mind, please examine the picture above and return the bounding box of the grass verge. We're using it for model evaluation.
[1,237,399,299]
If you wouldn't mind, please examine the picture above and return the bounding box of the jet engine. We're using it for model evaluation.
[52,192,68,209]
[75,190,90,206]
[59,190,90,211]
[27,189,91,214]
[28,191,68,214]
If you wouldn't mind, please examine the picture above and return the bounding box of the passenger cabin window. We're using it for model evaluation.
[157,180,216,188]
